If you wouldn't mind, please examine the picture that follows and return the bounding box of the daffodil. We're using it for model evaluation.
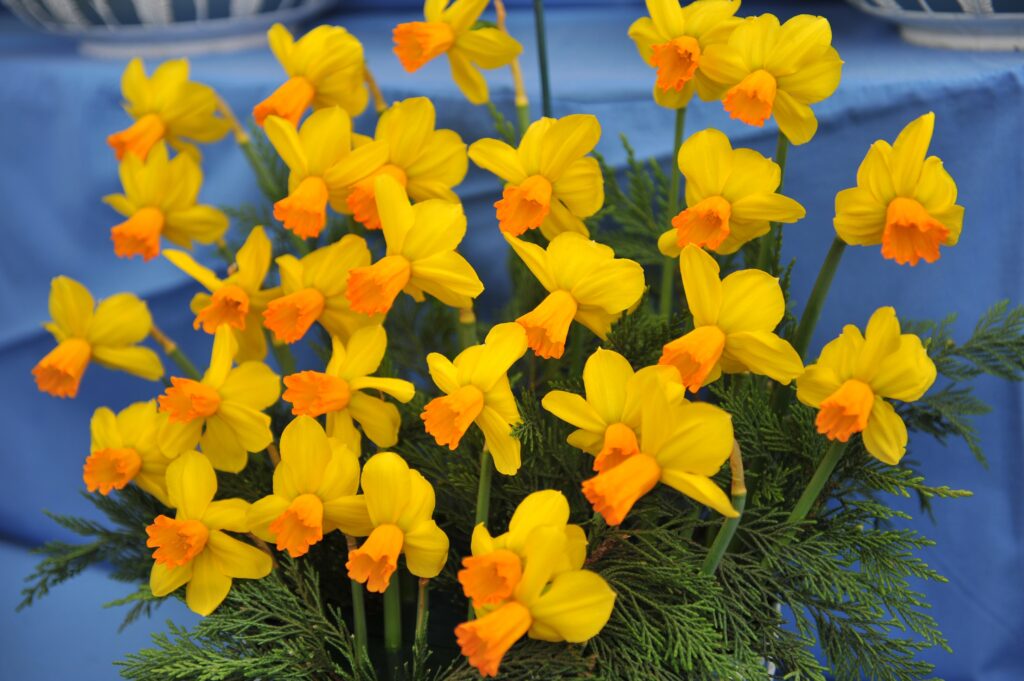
[248,416,373,558]
[104,143,229,261]
[33,276,163,398]
[158,325,280,472]
[834,113,964,266]
[345,452,449,593]
[107,58,230,161]
[84,401,172,506]
[656,129,805,255]
[422,323,527,475]
[262,235,379,345]
[165,227,280,362]
[700,14,842,145]
[346,176,483,316]
[147,451,272,616]
[796,307,936,464]
[628,0,741,109]
[264,107,388,239]
[254,23,369,126]
[469,115,604,239]
[393,0,522,105]
[282,326,415,448]
[505,232,646,359]
[340,97,468,231]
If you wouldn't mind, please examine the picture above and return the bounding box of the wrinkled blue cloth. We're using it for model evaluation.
[1,1,1023,678]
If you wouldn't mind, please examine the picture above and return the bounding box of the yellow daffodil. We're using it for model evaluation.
[834,113,964,266]
[656,129,805,255]
[254,23,369,126]
[506,232,645,359]
[158,325,280,472]
[542,348,684,470]
[165,227,280,362]
[147,451,272,616]
[582,385,737,525]
[340,97,468,231]
[346,452,449,593]
[422,323,527,475]
[104,143,229,261]
[455,516,615,677]
[346,176,483,316]
[393,0,522,105]
[659,245,802,392]
[469,115,603,239]
[248,416,373,558]
[107,58,230,161]
[84,401,172,506]
[628,0,741,109]
[796,307,936,464]
[282,326,415,448]
[265,107,389,239]
[33,276,163,398]
[262,235,379,345]
[700,14,842,145]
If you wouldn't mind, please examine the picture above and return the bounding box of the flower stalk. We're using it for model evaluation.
[792,237,847,359]
[415,578,430,652]
[150,325,200,380]
[364,66,388,114]
[217,95,282,202]
[383,576,403,678]
[659,106,687,318]
[494,0,531,136]
[788,440,848,524]
[756,132,791,273]
[345,535,370,663]
[700,442,746,576]
[458,306,479,349]
[533,0,552,117]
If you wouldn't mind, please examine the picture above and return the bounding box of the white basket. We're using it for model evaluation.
[846,0,1024,50]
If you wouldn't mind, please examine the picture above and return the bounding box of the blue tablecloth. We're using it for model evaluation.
[1,1,1023,678]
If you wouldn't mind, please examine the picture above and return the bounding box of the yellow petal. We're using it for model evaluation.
[503,233,557,292]
[164,250,222,292]
[776,46,842,104]
[448,49,489,105]
[264,115,308,175]
[185,550,232,616]
[351,376,416,403]
[234,227,273,291]
[538,114,601,181]
[247,495,289,542]
[553,157,604,219]
[323,495,375,536]
[338,325,387,379]
[528,570,616,643]
[403,519,449,578]
[375,175,414,253]
[816,324,865,381]
[150,561,192,598]
[166,450,216,519]
[505,490,570,554]
[766,15,832,74]
[571,256,645,313]
[514,526,565,604]
[92,346,164,381]
[469,322,528,391]
[207,530,273,580]
[869,335,936,402]
[773,90,818,146]
[468,138,528,184]
[541,391,605,433]
[427,352,461,394]
[216,402,274,453]
[158,418,203,459]
[201,499,250,532]
[582,348,633,424]
[199,415,250,473]
[443,0,488,33]
[404,200,467,260]
[48,276,94,338]
[729,193,805,225]
[862,397,908,465]
[660,469,738,517]
[477,406,521,475]
[404,128,469,195]
[717,269,784,333]
[454,27,522,68]
[723,330,804,384]
[678,129,733,198]
[349,392,401,448]
[220,362,281,410]
[518,118,555,173]
[278,415,331,495]
[627,16,661,65]
[855,307,901,384]
[299,107,352,176]
[90,407,121,450]
[204,324,238,388]
[361,452,411,526]
[834,186,886,246]
[318,438,363,499]
[654,401,733,476]
[890,112,935,198]
[646,0,684,36]
[679,244,722,327]
[795,364,841,408]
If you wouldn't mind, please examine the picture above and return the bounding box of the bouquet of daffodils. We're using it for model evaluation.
[23,1,1024,679]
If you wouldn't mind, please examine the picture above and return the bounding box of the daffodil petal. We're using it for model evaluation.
[862,397,908,465]
[185,550,232,616]
[207,530,273,579]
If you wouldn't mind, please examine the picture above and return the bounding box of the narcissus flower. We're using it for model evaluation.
[33,276,163,398]
[346,176,483,316]
[283,326,415,448]
[248,416,373,558]
[796,307,936,464]
[254,23,369,126]
[263,235,379,344]
[165,227,280,362]
[393,0,522,105]
[104,143,229,261]
[660,245,803,392]
[158,325,280,472]
[340,97,468,231]
[107,58,230,161]
[628,0,741,109]
[701,14,842,145]
[656,129,805,255]
[265,107,388,239]
[834,113,964,266]
[422,323,527,475]
[346,452,449,593]
[506,232,645,359]
[84,401,172,506]
[469,115,603,239]
[147,451,272,616]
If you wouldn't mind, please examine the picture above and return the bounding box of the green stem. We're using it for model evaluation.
[383,576,403,678]
[475,447,494,528]
[533,0,552,117]
[788,440,847,524]
[239,137,281,203]
[791,237,847,360]
[755,133,791,273]
[700,444,746,576]
[659,106,687,319]
[516,102,531,139]
[458,307,479,349]
[150,327,200,380]
[346,538,369,667]
[414,578,429,651]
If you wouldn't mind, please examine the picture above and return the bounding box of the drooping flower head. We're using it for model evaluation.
[422,323,528,475]
[346,452,449,593]
[33,277,163,398]
[158,325,280,472]
[834,113,964,266]
[628,0,741,109]
[265,107,388,239]
[701,14,842,145]
[248,416,373,558]
[254,24,369,127]
[656,129,805,256]
[346,176,483,316]
[147,451,272,616]
[393,0,522,105]
[104,143,229,261]
[469,115,603,239]
[107,59,230,161]
[283,326,415,448]
[84,401,172,506]
[796,307,936,464]
[506,233,645,359]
